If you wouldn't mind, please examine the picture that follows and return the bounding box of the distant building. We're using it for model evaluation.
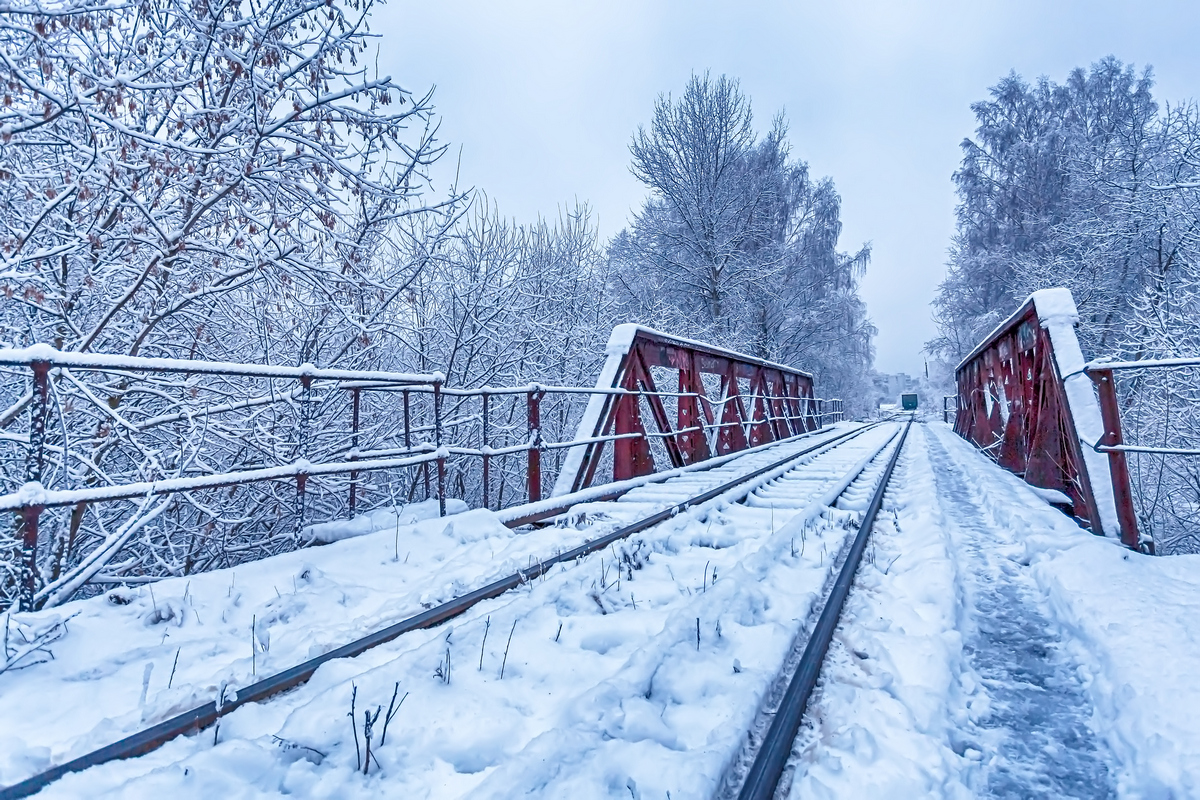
[872,372,917,406]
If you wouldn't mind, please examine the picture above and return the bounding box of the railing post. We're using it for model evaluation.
[295,374,312,541]
[348,387,360,519]
[527,387,543,503]
[481,391,491,511]
[17,360,50,611]
[1089,368,1145,552]
[434,380,445,517]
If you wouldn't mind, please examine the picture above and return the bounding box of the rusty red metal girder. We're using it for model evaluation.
[952,294,1139,548]
[558,327,822,495]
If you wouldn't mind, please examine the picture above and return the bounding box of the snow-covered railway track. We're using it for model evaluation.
[0,422,890,799]
[725,418,912,800]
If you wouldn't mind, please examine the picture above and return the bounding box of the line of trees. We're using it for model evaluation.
[0,0,874,607]
[610,74,875,413]
[929,57,1200,553]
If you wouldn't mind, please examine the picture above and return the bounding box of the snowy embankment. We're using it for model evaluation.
[0,425,869,795]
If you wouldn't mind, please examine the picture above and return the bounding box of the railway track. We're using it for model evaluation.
[727,417,911,800]
[1,422,890,799]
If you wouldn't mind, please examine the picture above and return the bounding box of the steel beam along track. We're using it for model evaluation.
[0,422,889,800]
[735,417,912,800]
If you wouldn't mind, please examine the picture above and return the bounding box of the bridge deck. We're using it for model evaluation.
[2,421,1198,798]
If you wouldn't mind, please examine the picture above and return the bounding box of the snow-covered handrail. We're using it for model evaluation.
[3,328,830,611]
[0,451,443,513]
[0,345,443,385]
[1082,356,1200,372]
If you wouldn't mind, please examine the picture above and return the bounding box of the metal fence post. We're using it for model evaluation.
[527,387,543,503]
[294,375,312,540]
[348,388,360,519]
[434,380,446,517]
[1089,368,1145,551]
[481,391,491,511]
[18,360,50,611]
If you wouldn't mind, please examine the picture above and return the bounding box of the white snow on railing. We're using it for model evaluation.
[0,345,443,384]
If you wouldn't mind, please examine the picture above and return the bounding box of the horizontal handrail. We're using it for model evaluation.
[0,346,442,385]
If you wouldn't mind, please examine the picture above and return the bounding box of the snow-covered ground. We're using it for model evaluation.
[0,423,892,796]
[5,419,1200,799]
[783,421,1200,799]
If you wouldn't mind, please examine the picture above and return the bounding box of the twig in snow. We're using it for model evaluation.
[380,682,406,746]
[703,560,710,592]
[1,613,76,674]
[883,553,902,575]
[251,614,256,676]
[168,647,180,689]
[394,515,401,561]
[434,648,451,684]
[479,616,490,670]
[348,684,360,770]
[500,620,517,679]
[696,618,700,651]
[362,705,381,775]
[554,621,562,642]
[631,593,636,610]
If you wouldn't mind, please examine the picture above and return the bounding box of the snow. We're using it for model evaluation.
[536,424,852,519]
[783,423,972,798]
[775,422,1200,797]
[302,500,468,544]
[0,423,900,797]
[1025,485,1073,506]
[1085,356,1200,371]
[6,419,1200,798]
[909,424,1199,795]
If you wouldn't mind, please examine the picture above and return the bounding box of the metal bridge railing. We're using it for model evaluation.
[948,288,1138,550]
[948,287,1200,554]
[0,329,840,611]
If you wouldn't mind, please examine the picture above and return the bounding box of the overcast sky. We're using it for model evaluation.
[374,0,1200,376]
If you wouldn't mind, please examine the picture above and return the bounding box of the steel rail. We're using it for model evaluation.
[0,423,888,800]
[736,417,912,800]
